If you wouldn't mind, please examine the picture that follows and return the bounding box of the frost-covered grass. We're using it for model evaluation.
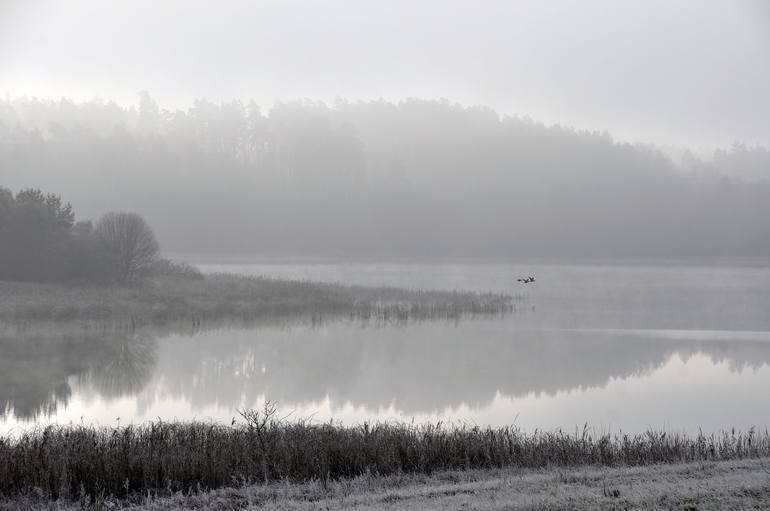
[1,411,769,504]
[3,456,770,510]
[0,274,512,323]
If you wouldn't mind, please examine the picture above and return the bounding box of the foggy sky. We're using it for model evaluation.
[1,0,768,152]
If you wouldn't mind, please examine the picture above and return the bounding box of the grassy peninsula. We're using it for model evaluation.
[0,188,513,324]
[0,273,513,324]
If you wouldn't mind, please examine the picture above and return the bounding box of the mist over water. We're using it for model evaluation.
[3,262,770,435]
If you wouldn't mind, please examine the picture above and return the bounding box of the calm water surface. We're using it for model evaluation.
[3,261,770,435]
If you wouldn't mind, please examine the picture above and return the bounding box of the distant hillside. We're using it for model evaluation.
[1,96,768,258]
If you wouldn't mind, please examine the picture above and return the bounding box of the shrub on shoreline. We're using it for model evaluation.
[0,187,163,284]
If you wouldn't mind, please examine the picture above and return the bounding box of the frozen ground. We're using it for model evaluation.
[10,457,769,510]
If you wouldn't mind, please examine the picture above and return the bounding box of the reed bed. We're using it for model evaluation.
[0,274,512,324]
[1,412,768,501]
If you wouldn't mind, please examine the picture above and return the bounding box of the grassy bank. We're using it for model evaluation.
[2,414,769,502]
[0,274,512,323]
[8,457,769,510]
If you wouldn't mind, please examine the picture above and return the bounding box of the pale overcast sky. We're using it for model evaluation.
[0,0,768,151]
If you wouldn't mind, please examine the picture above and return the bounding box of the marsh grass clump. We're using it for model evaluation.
[1,413,768,502]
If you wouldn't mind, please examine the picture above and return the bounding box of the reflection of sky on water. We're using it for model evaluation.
[2,262,770,435]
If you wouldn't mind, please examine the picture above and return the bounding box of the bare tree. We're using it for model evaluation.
[96,212,159,282]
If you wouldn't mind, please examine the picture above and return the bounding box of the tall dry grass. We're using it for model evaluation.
[1,408,768,501]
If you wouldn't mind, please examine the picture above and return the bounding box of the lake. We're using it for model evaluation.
[3,261,770,435]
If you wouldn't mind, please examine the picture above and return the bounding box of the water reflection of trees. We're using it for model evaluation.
[76,333,157,399]
[4,318,770,421]
[141,321,770,416]
[0,324,157,420]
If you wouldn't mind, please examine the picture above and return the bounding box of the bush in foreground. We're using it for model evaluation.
[1,407,768,501]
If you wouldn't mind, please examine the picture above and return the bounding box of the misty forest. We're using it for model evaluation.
[2,96,769,261]
[2,1,770,510]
